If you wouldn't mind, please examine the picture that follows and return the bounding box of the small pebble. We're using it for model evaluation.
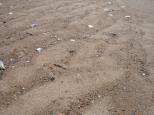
[70,39,75,42]
[22,87,25,90]
[26,60,30,63]
[98,95,101,98]
[96,54,99,57]
[8,12,13,15]
[57,38,61,41]
[142,73,146,76]
[88,25,94,28]
[0,3,3,6]
[125,15,131,18]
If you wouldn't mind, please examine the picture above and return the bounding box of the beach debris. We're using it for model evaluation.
[88,25,94,28]
[108,13,113,17]
[125,15,131,18]
[36,47,43,53]
[54,64,67,70]
[0,60,5,70]
[49,72,55,81]
[109,32,118,37]
[0,3,3,6]
[8,12,13,15]
[70,39,75,42]
[31,23,38,28]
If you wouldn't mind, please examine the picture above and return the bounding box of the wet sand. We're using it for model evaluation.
[0,0,154,115]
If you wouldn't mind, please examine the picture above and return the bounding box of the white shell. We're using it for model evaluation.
[0,60,5,70]
[31,23,38,28]
[36,48,43,53]
[70,39,75,42]
[8,12,13,15]
[125,15,131,18]
[88,25,94,28]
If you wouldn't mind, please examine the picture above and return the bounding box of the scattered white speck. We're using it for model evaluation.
[96,54,99,57]
[8,12,13,15]
[26,60,30,63]
[104,8,110,12]
[70,39,75,42]
[142,73,146,76]
[108,1,112,5]
[98,95,101,98]
[125,15,131,18]
[121,5,126,8]
[88,25,94,28]
[36,48,43,53]
[31,23,38,28]
[57,38,61,41]
[0,60,5,70]
[22,87,25,90]
[108,13,113,16]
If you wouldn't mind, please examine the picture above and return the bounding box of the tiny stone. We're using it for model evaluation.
[125,15,131,18]
[142,73,146,76]
[96,54,99,57]
[88,25,94,28]
[98,95,101,98]
[70,39,75,42]
[22,87,25,90]
[8,12,13,15]
[26,60,30,63]
[0,3,3,5]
